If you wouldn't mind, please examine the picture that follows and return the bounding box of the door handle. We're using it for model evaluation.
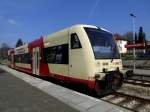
[70,65,72,67]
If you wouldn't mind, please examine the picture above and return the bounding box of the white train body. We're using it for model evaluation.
[8,24,124,95]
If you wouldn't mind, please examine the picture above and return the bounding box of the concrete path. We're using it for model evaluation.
[0,68,79,112]
[0,65,131,112]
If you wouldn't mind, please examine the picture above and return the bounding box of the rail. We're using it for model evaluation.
[101,92,150,112]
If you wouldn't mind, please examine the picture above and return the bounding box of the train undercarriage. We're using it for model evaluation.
[93,71,123,96]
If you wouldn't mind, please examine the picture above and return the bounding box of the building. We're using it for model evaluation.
[114,34,127,54]
[116,39,127,54]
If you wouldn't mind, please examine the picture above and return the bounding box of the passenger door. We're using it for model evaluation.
[69,33,83,79]
[32,47,40,75]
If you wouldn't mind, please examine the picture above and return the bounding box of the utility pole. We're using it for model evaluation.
[129,13,136,70]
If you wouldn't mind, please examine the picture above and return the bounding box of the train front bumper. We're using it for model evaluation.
[93,71,123,96]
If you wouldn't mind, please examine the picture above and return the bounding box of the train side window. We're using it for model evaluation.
[55,46,62,64]
[61,44,69,64]
[15,55,21,63]
[14,55,17,62]
[23,53,31,64]
[71,33,82,49]
[8,56,11,61]
[55,44,68,64]
[42,44,68,64]
[42,47,57,63]
[42,48,47,63]
[47,47,57,63]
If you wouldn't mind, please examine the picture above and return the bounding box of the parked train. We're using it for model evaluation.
[8,24,125,95]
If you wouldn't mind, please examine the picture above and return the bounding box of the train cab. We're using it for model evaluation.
[68,25,123,94]
[43,24,123,95]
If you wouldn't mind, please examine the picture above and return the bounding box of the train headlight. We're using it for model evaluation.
[94,74,100,80]
[116,67,119,72]
[102,68,107,73]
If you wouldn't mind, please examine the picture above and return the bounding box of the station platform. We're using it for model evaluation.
[0,67,78,112]
[0,65,131,112]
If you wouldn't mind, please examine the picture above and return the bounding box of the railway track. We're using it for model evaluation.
[124,79,150,87]
[124,73,150,87]
[101,92,150,112]
[123,66,150,70]
[101,73,150,111]
[133,74,150,78]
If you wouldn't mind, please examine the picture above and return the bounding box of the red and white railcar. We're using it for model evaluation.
[8,24,124,95]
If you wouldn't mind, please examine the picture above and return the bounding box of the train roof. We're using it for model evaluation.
[14,44,29,54]
[15,44,28,50]
[11,24,112,51]
[44,24,111,38]
[71,24,97,29]
[70,24,111,33]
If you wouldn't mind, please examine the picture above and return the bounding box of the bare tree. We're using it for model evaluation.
[114,33,122,40]
[123,31,133,44]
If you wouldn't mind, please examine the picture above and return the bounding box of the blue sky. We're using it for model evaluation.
[0,0,150,47]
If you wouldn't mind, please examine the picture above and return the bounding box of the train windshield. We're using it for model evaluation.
[84,27,120,59]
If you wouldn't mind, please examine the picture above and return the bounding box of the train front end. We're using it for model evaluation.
[84,27,123,95]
